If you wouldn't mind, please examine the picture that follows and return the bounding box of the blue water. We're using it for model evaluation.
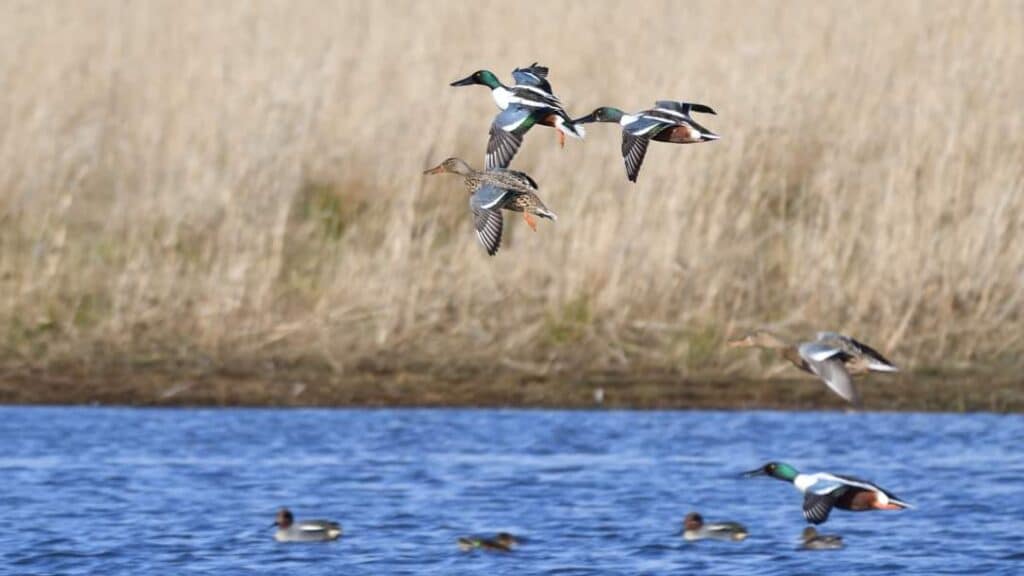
[1,408,1022,575]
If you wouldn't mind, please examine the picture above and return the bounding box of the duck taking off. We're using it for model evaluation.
[573,101,719,182]
[727,329,898,407]
[450,63,585,169]
[681,512,749,541]
[423,157,556,256]
[743,462,912,524]
[272,508,342,542]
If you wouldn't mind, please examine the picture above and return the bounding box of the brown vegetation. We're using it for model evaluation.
[0,1,1021,407]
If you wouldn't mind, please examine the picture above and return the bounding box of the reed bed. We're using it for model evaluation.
[1,0,1022,385]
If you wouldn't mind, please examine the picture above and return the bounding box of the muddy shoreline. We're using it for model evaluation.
[1,365,1021,412]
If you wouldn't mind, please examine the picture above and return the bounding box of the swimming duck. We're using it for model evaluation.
[727,329,898,406]
[573,101,719,182]
[451,64,584,169]
[743,462,912,524]
[681,512,749,541]
[272,507,342,542]
[457,532,520,552]
[423,157,556,256]
[800,526,844,550]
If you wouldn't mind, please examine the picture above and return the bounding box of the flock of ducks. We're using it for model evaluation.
[424,62,911,554]
[425,62,720,256]
[273,454,912,550]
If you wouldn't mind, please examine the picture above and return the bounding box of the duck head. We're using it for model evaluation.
[450,70,503,89]
[424,157,473,176]
[743,461,799,482]
[683,512,704,532]
[801,527,819,542]
[574,106,625,125]
[274,507,294,529]
[727,329,787,350]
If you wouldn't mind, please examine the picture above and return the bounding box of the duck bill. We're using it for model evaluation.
[450,74,478,87]
[726,337,750,348]
[573,112,599,125]
[742,467,766,478]
[423,164,445,175]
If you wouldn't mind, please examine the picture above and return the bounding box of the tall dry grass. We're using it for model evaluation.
[0,0,1022,380]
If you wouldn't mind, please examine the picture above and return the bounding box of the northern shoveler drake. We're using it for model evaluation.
[681,512,749,541]
[800,527,844,550]
[272,507,342,542]
[573,101,719,182]
[743,462,912,524]
[457,532,520,552]
[450,63,584,169]
[727,329,898,406]
[423,157,556,256]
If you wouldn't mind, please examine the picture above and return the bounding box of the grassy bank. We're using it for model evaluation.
[0,1,1022,404]
[2,365,1021,412]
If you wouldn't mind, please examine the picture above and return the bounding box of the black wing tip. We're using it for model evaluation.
[691,103,717,115]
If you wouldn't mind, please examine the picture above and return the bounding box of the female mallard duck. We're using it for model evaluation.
[800,526,844,550]
[457,532,520,552]
[423,157,556,256]
[681,512,749,541]
[573,101,719,182]
[451,64,584,169]
[272,507,342,542]
[727,329,898,406]
[744,462,912,524]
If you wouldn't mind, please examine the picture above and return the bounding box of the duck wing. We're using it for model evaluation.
[469,184,509,256]
[828,473,913,508]
[816,332,897,372]
[802,492,839,524]
[654,100,717,116]
[485,105,537,170]
[481,168,538,194]
[511,62,552,94]
[621,132,651,183]
[798,342,861,405]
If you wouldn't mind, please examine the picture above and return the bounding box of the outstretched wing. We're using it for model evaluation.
[485,105,535,169]
[798,342,860,405]
[469,184,509,256]
[621,132,650,183]
[803,492,838,524]
[654,100,717,116]
[511,62,552,93]
[816,332,897,372]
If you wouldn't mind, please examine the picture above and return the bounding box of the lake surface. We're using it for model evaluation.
[1,408,1021,575]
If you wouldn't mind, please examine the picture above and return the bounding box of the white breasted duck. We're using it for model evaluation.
[272,507,342,542]
[743,462,912,524]
[573,101,719,182]
[451,64,585,169]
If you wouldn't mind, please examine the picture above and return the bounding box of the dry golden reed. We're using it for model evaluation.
[0,0,1021,380]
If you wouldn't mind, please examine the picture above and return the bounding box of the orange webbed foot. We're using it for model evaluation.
[523,212,538,232]
[558,131,565,149]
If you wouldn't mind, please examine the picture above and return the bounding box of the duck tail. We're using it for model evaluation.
[867,360,899,373]
[554,115,585,140]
